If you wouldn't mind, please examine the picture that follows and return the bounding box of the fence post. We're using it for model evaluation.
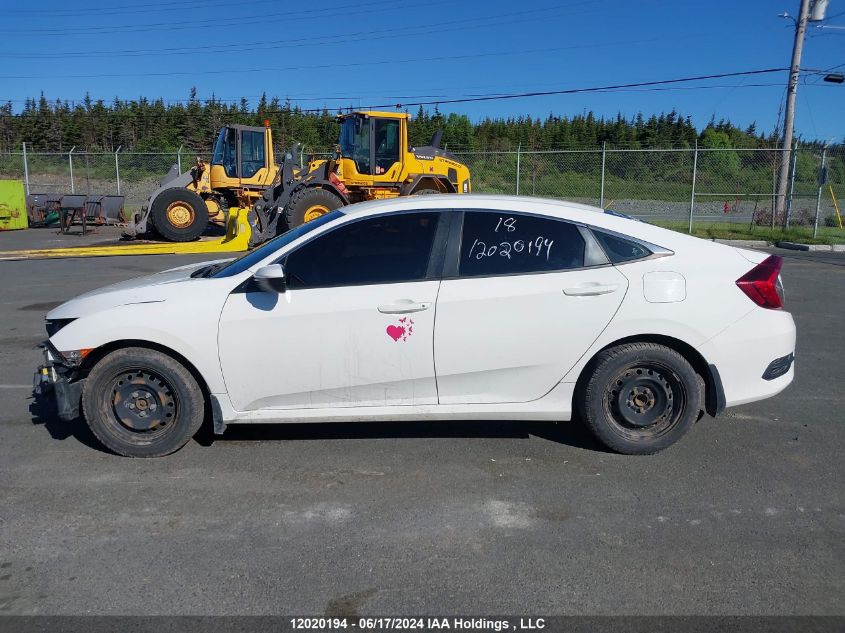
[771,158,778,230]
[515,143,521,195]
[177,145,183,175]
[813,147,827,239]
[688,140,698,234]
[84,152,91,194]
[21,142,30,195]
[600,141,607,208]
[115,146,122,195]
[785,140,798,228]
[68,147,76,194]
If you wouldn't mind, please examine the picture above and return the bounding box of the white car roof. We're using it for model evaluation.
[338,194,697,251]
[341,194,602,219]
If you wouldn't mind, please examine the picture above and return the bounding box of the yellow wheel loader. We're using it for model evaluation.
[131,111,471,246]
[128,123,278,242]
[249,111,471,245]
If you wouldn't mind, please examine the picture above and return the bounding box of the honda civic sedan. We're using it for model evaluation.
[35,195,796,457]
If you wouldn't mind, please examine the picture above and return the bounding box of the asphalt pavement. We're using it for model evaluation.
[0,230,842,615]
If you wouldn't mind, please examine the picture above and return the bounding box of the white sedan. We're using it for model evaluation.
[35,195,796,457]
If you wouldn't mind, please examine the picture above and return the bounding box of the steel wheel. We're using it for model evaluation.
[603,362,687,441]
[303,204,329,223]
[109,367,178,441]
[165,201,196,229]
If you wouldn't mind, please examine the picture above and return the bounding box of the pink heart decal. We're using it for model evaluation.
[386,325,405,341]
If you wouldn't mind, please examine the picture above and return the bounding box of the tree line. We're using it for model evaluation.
[0,89,811,155]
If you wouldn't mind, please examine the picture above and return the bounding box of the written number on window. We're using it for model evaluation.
[465,217,555,262]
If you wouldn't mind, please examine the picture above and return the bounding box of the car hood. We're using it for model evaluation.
[46,258,233,320]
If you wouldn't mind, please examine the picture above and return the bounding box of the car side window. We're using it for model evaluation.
[592,230,652,263]
[284,212,440,289]
[458,211,585,277]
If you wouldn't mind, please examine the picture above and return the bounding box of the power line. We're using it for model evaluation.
[0,0,436,36]
[822,9,845,20]
[362,69,792,110]
[0,69,793,118]
[5,0,278,17]
[0,82,793,108]
[0,5,586,59]
[0,42,741,80]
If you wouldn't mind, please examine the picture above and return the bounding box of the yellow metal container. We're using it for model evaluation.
[0,180,28,231]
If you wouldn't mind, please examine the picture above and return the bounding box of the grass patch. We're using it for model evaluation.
[652,220,845,245]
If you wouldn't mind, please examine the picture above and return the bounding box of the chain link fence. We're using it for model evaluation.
[453,146,845,234]
[1,144,843,234]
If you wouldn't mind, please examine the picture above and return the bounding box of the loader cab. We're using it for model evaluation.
[338,112,406,182]
[210,124,275,187]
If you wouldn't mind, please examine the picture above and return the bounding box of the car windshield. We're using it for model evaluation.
[206,210,344,278]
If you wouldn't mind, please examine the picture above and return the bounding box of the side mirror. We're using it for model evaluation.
[254,264,286,293]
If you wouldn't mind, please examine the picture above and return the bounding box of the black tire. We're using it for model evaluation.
[149,188,208,242]
[284,187,343,229]
[578,343,702,455]
[81,347,205,457]
[412,187,441,195]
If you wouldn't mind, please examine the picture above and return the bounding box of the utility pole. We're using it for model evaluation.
[775,0,829,219]
[775,0,811,219]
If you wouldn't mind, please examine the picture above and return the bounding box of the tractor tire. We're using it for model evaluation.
[412,187,441,195]
[284,187,343,230]
[149,188,208,242]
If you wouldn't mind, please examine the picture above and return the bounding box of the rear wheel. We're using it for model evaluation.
[411,187,441,195]
[284,187,343,229]
[81,347,205,457]
[578,343,702,455]
[149,188,208,242]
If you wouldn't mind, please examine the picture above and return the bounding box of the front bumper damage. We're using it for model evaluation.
[33,343,86,421]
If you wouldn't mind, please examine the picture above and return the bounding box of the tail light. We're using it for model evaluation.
[736,255,785,309]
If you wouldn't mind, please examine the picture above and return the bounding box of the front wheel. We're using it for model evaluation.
[149,188,208,242]
[81,347,205,457]
[578,343,702,455]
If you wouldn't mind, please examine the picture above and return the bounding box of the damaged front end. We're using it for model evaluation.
[34,340,88,421]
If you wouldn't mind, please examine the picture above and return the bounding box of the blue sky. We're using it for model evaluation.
[2,0,844,142]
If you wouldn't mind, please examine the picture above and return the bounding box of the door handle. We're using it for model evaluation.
[378,300,432,314]
[563,283,620,297]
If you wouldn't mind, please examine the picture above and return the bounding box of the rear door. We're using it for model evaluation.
[434,210,629,404]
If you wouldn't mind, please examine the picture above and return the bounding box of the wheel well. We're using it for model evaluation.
[301,183,348,204]
[574,334,718,416]
[80,340,213,418]
[408,176,455,194]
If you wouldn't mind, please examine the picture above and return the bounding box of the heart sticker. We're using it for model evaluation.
[386,325,405,341]
[386,318,414,342]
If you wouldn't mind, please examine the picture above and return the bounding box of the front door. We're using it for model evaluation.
[434,210,629,404]
[218,211,446,411]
